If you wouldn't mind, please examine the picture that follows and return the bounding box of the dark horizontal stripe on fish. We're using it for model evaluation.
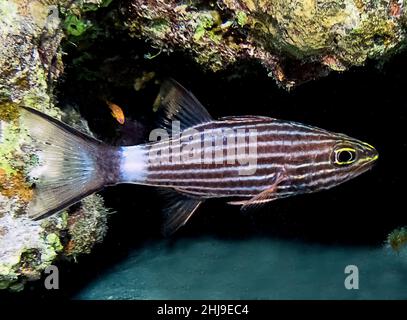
[147,174,276,188]
[183,119,335,136]
[147,166,335,189]
[147,124,336,152]
[147,146,332,171]
[146,163,339,197]
[147,127,334,163]
[146,162,332,181]
[145,161,329,179]
[148,138,334,161]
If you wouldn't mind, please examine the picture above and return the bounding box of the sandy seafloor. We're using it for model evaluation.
[75,238,407,299]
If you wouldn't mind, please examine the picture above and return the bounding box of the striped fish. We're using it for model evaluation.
[20,80,378,235]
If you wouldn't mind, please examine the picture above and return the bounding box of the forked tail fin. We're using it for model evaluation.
[20,107,120,220]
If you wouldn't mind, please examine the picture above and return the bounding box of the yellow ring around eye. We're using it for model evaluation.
[334,147,357,165]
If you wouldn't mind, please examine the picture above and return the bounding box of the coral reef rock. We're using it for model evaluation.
[124,0,407,88]
[0,0,111,291]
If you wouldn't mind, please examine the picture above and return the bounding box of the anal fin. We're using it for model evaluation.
[160,189,204,236]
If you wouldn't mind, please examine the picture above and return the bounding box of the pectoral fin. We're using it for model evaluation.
[228,171,286,210]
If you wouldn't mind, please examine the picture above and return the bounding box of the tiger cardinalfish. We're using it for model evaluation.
[20,80,378,235]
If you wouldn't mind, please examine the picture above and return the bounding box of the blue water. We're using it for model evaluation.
[76,238,407,299]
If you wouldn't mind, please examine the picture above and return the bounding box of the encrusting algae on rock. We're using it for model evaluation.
[0,101,112,292]
[0,0,113,291]
[124,0,407,88]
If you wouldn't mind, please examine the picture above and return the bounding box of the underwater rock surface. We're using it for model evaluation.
[76,238,407,300]
[0,100,111,292]
[124,0,407,88]
[0,0,112,291]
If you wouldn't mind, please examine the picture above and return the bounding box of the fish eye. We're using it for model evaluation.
[333,147,357,166]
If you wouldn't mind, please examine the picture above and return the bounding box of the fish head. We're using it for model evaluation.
[311,134,379,190]
[330,136,378,178]
[281,124,378,194]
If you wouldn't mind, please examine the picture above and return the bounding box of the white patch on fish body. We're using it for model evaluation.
[120,146,148,183]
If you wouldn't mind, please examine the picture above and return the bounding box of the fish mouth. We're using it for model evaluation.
[353,147,379,176]
[365,145,379,164]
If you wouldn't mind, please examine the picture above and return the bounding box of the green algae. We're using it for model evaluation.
[387,227,407,253]
[236,11,248,27]
[0,118,23,176]
[64,14,91,36]
[193,11,221,42]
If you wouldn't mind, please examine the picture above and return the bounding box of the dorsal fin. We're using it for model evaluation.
[155,79,213,132]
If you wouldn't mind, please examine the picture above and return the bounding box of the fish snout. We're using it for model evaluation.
[366,145,379,163]
[360,143,379,167]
